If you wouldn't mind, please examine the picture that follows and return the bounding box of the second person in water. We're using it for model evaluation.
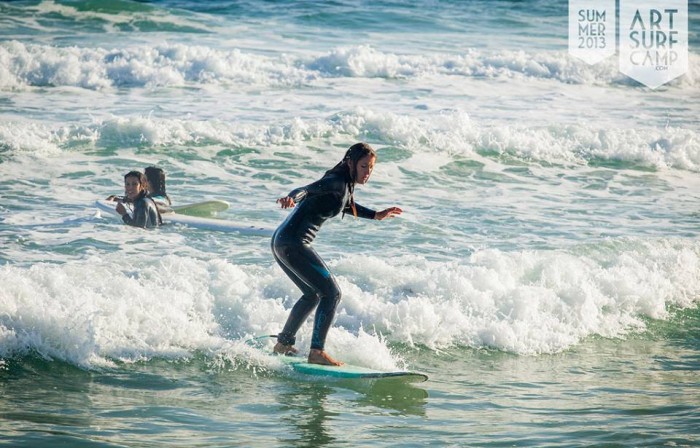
[144,166,172,212]
[116,170,162,228]
[272,142,402,366]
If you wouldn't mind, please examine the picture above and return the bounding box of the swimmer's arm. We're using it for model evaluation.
[347,203,402,220]
[374,206,403,220]
[345,202,376,219]
[276,186,306,208]
[277,177,337,208]
[120,199,151,228]
[122,208,147,227]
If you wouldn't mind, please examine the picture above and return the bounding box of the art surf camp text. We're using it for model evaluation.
[627,8,679,69]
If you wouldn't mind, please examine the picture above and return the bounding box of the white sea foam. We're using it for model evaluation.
[0,41,313,90]
[2,41,698,90]
[333,238,700,354]
[0,239,697,369]
[308,45,646,85]
[0,121,60,155]
[2,110,698,172]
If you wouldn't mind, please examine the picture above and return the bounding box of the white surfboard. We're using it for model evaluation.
[277,355,428,383]
[95,199,273,236]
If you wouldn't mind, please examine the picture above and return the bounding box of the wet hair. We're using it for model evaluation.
[144,166,171,205]
[326,142,377,218]
[326,142,377,183]
[123,171,148,199]
[124,170,147,186]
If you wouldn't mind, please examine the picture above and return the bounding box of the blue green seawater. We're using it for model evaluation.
[1,0,699,446]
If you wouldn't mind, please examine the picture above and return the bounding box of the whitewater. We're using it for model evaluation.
[1,1,699,446]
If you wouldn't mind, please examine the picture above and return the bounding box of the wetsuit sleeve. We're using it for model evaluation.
[122,198,160,228]
[287,176,342,203]
[286,186,309,203]
[344,202,376,220]
[122,202,148,227]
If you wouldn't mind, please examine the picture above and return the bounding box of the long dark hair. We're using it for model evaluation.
[326,143,376,181]
[326,142,377,218]
[145,166,171,205]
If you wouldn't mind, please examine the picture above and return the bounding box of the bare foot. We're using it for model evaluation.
[308,349,344,366]
[273,342,298,356]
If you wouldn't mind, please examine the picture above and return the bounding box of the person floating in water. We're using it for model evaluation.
[116,170,162,228]
[144,166,172,213]
[107,165,171,212]
[271,143,402,366]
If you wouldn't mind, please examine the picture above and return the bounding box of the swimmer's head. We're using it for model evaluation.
[341,143,377,185]
[145,166,166,196]
[123,170,147,200]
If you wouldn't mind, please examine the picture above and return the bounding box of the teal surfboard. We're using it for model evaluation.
[277,355,428,383]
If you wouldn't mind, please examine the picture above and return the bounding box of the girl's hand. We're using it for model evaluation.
[277,196,296,209]
[375,207,402,221]
[115,202,127,216]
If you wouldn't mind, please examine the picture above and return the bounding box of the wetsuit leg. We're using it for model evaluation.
[272,242,341,350]
[272,246,320,346]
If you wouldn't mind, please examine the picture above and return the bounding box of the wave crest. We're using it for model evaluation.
[1,239,697,367]
[2,110,699,171]
[2,42,697,90]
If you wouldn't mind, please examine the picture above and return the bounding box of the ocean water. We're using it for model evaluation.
[1,0,699,446]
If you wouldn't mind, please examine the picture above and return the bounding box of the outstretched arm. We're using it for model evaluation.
[374,206,402,220]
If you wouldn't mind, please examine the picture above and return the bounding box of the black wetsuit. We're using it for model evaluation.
[122,192,162,228]
[273,169,376,350]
